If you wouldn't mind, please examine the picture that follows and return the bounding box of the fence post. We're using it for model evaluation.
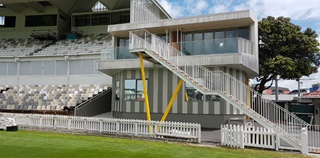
[301,127,308,155]
[53,116,56,130]
[198,124,201,143]
[275,133,279,151]
[39,116,42,129]
[68,117,71,131]
[240,125,244,148]
[221,125,224,145]
[134,122,138,136]
[99,119,103,134]
[116,121,120,134]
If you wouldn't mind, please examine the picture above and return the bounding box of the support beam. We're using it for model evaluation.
[4,3,26,13]
[139,53,151,121]
[161,79,183,122]
[26,2,46,13]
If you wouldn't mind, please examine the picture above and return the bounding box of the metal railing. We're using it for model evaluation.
[1,113,201,143]
[307,125,320,153]
[132,0,159,23]
[129,30,309,146]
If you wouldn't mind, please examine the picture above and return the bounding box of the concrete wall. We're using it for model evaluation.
[0,75,111,86]
[76,89,112,116]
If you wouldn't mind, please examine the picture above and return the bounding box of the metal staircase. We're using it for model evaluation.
[129,30,309,150]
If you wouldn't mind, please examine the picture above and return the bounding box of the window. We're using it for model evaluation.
[25,15,57,27]
[116,38,137,59]
[0,16,16,27]
[92,1,108,12]
[0,16,4,25]
[115,80,120,111]
[185,83,220,102]
[182,27,250,55]
[186,83,203,101]
[124,79,148,101]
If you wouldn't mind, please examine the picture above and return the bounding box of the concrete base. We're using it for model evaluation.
[113,112,245,128]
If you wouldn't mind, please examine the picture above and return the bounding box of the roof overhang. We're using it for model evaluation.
[0,0,97,14]
[108,10,257,37]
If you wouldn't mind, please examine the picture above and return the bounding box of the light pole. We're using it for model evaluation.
[275,75,279,102]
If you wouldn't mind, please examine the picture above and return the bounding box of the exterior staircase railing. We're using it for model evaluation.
[129,29,309,149]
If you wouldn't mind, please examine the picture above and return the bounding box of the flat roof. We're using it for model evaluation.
[108,10,257,37]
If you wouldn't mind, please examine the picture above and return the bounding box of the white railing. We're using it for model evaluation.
[132,0,159,23]
[307,125,320,153]
[129,30,309,146]
[0,113,201,143]
[221,124,306,151]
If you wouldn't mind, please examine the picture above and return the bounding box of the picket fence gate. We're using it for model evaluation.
[0,113,201,143]
[221,124,281,149]
[221,124,312,154]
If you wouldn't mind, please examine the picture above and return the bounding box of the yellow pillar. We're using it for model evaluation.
[161,79,184,122]
[247,78,251,120]
[139,53,151,121]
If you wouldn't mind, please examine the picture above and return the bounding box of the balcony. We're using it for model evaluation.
[101,46,137,60]
[179,38,254,56]
[99,37,257,76]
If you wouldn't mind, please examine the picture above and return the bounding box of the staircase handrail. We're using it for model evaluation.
[129,30,309,143]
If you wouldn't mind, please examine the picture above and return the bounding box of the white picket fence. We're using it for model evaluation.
[221,124,312,154]
[0,113,201,143]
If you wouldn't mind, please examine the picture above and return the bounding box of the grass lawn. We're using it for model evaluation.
[0,130,310,158]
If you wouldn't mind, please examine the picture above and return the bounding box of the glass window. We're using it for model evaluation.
[185,83,203,101]
[136,80,146,101]
[185,83,220,102]
[238,28,250,40]
[214,31,225,39]
[215,31,225,53]
[226,30,236,38]
[0,16,4,25]
[116,81,120,100]
[204,32,213,54]
[111,12,120,24]
[124,79,147,101]
[120,11,130,24]
[124,79,136,101]
[205,95,221,102]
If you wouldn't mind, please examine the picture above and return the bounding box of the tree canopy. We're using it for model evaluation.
[255,16,320,94]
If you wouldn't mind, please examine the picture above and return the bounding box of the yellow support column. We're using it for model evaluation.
[247,78,251,120]
[139,53,152,121]
[161,79,184,122]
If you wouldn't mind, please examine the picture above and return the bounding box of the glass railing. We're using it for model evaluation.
[101,38,253,61]
[177,38,253,56]
[101,46,138,60]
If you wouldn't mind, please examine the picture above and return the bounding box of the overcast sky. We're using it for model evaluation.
[158,0,320,91]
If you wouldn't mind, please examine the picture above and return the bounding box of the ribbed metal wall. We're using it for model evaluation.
[113,67,247,115]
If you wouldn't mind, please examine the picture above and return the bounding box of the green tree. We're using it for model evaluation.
[255,16,320,94]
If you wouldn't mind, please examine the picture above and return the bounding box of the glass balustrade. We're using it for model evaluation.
[102,37,253,60]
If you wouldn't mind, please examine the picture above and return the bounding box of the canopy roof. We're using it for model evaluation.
[0,0,130,14]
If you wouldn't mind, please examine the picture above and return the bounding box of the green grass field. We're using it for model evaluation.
[0,130,309,158]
